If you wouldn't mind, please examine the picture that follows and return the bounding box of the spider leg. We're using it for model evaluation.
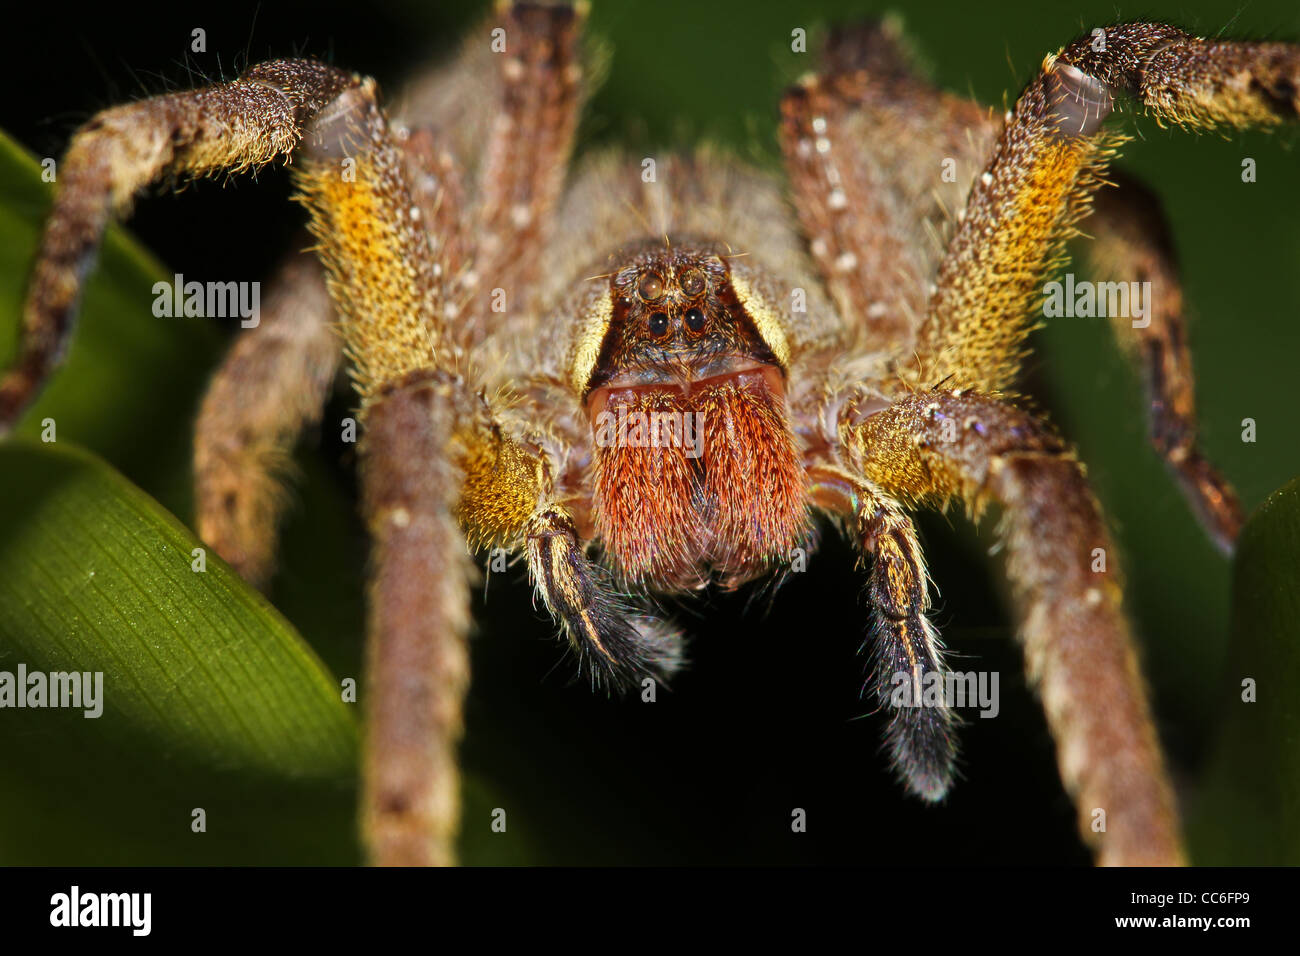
[0,59,355,431]
[437,5,685,688]
[460,1,585,342]
[289,68,493,865]
[193,248,339,589]
[525,506,686,691]
[0,53,474,864]
[1083,172,1243,552]
[192,121,472,591]
[779,18,998,351]
[360,370,473,867]
[909,22,1300,393]
[295,35,678,859]
[838,388,1182,865]
[811,467,959,799]
[861,495,958,800]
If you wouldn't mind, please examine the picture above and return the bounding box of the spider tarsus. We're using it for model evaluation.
[882,703,958,803]
[855,498,962,803]
[869,655,959,803]
[526,510,687,693]
[576,608,687,694]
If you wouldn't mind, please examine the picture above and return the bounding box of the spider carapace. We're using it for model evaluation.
[3,2,1299,867]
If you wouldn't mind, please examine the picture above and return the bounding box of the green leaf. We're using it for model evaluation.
[1186,477,1300,864]
[0,128,221,518]
[0,441,359,864]
[0,123,365,864]
[0,124,539,866]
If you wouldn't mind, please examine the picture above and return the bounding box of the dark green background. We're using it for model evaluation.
[2,0,1297,863]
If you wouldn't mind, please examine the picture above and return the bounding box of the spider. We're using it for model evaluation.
[2,3,1297,866]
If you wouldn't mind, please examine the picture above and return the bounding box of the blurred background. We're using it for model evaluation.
[1,0,1297,864]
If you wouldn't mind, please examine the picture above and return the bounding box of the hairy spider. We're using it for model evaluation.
[2,4,1296,866]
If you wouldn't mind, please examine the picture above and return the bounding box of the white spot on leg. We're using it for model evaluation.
[1048,64,1115,137]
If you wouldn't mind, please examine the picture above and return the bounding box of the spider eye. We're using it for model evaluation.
[647,311,670,335]
[684,307,706,332]
[638,272,665,301]
[680,270,706,297]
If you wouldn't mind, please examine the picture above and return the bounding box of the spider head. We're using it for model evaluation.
[582,240,787,394]
[576,239,809,592]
